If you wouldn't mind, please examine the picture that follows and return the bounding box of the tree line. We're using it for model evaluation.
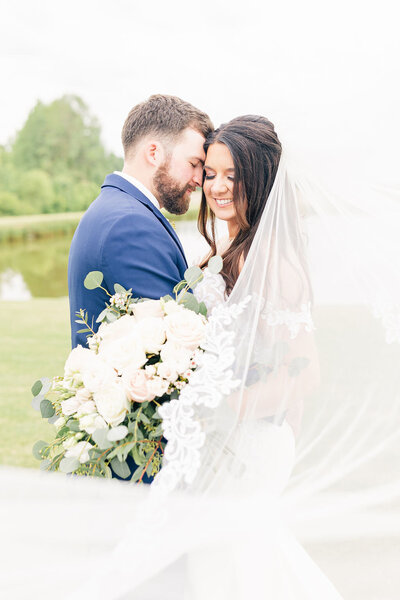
[0,95,122,216]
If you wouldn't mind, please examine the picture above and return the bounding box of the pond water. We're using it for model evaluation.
[0,221,213,300]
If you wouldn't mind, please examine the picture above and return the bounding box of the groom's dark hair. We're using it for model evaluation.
[122,94,213,157]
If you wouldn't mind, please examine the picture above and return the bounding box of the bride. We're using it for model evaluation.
[1,116,400,600]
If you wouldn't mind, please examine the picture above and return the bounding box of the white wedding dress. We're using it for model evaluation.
[176,267,344,600]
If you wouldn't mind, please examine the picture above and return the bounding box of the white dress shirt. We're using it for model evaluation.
[113,171,160,211]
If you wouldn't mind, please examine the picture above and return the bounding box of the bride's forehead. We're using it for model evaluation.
[205,143,234,169]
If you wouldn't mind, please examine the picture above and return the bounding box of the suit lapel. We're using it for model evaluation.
[101,174,188,267]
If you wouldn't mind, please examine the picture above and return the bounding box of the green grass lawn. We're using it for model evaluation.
[0,298,71,468]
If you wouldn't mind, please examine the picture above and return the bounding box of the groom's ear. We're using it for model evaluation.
[143,140,166,168]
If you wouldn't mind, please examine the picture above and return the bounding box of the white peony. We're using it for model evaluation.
[93,383,130,427]
[132,299,164,320]
[160,341,193,375]
[147,376,169,399]
[65,440,93,464]
[164,310,206,351]
[135,317,166,354]
[157,362,179,383]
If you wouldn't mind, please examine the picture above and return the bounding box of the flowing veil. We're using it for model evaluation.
[1,149,400,599]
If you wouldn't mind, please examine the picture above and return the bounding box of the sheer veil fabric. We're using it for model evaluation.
[1,153,400,600]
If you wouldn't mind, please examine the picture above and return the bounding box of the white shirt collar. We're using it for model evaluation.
[113,171,160,210]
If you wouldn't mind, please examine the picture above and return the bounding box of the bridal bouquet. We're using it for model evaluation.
[31,258,222,481]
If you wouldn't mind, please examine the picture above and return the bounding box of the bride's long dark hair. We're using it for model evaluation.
[198,115,282,295]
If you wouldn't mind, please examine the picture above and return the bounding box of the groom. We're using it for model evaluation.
[68,94,213,348]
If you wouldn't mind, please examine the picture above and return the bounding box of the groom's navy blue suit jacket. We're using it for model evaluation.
[68,173,188,348]
[68,174,188,483]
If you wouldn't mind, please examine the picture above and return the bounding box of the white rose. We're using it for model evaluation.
[160,342,193,375]
[147,376,169,398]
[81,356,117,394]
[98,333,147,375]
[135,317,166,354]
[79,413,108,434]
[98,314,137,344]
[76,400,97,417]
[163,300,185,315]
[132,299,164,320]
[64,345,98,377]
[157,362,178,383]
[164,310,206,351]
[63,437,78,450]
[75,388,92,403]
[93,383,130,427]
[61,396,80,416]
[54,416,66,429]
[65,440,93,464]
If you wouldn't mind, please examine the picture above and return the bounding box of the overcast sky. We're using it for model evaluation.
[1,0,399,183]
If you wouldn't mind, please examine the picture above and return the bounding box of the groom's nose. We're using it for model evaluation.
[192,166,203,187]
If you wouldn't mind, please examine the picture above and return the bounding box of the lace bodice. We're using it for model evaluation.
[194,267,227,313]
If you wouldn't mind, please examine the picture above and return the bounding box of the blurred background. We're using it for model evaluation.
[0,1,399,597]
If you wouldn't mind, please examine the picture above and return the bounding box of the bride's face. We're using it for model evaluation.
[203,143,239,228]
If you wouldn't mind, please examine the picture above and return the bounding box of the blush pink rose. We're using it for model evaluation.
[123,369,155,403]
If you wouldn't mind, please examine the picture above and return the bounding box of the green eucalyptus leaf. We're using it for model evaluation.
[77,328,90,334]
[40,399,55,419]
[92,428,113,449]
[181,292,199,313]
[31,380,43,397]
[114,283,126,294]
[96,308,109,323]
[32,440,48,460]
[130,465,145,483]
[173,280,187,294]
[39,459,51,471]
[84,271,104,290]
[106,311,118,323]
[31,395,44,411]
[161,294,173,302]
[198,302,208,317]
[208,255,223,274]
[184,266,203,287]
[67,419,81,433]
[107,425,129,442]
[110,457,131,479]
[59,457,80,474]
[132,443,146,466]
[47,414,59,425]
[139,413,150,425]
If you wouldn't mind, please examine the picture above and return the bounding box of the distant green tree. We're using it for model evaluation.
[17,169,55,213]
[0,191,29,216]
[12,95,122,184]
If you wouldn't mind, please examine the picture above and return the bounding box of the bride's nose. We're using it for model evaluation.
[210,176,228,195]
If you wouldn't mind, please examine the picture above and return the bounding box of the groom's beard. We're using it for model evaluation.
[153,161,194,215]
